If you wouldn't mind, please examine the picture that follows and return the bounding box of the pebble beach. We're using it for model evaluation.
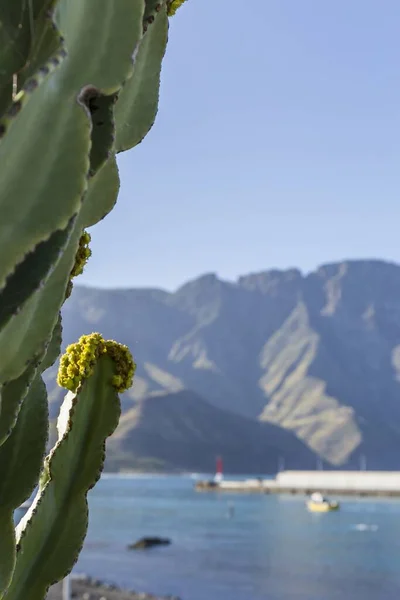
[47,576,181,600]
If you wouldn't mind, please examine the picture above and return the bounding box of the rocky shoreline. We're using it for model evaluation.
[47,575,181,600]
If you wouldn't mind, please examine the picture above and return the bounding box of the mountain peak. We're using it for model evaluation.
[56,259,400,472]
[238,268,303,293]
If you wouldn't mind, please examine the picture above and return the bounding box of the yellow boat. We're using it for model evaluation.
[307,493,340,512]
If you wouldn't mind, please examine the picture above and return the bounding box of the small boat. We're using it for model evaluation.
[307,492,340,512]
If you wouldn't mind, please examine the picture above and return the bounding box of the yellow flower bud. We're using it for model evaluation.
[167,0,188,17]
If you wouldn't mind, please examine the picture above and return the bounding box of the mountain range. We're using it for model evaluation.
[44,259,400,472]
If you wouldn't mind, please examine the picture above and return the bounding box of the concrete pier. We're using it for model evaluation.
[195,471,400,497]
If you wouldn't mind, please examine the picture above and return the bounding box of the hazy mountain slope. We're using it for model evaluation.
[105,390,316,473]
[48,259,400,469]
[257,302,362,464]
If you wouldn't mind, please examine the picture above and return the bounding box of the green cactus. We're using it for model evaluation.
[3,336,134,600]
[0,0,189,597]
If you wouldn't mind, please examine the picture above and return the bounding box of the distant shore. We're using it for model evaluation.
[195,470,400,497]
[47,576,180,600]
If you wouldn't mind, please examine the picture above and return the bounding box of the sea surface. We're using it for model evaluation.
[27,474,400,599]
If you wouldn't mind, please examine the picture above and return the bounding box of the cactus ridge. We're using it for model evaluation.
[40,316,63,373]
[0,0,59,115]
[143,0,165,32]
[0,364,38,448]
[116,4,169,152]
[0,375,48,596]
[0,40,66,139]
[0,218,75,332]
[81,155,120,228]
[84,90,119,177]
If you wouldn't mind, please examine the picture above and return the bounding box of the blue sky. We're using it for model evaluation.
[81,0,400,290]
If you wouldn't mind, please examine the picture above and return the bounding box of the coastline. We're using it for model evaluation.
[195,471,400,497]
[47,575,181,600]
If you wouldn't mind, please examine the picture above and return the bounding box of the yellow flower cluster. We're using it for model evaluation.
[57,333,136,394]
[65,231,92,299]
[167,0,188,17]
[71,231,92,278]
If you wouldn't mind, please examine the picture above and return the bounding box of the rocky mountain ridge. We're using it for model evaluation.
[44,259,400,470]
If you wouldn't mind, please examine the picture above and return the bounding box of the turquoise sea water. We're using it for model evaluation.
[61,474,400,600]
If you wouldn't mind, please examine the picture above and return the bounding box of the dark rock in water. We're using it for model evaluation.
[128,537,171,550]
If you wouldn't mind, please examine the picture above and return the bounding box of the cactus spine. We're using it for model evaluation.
[0,1,188,597]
